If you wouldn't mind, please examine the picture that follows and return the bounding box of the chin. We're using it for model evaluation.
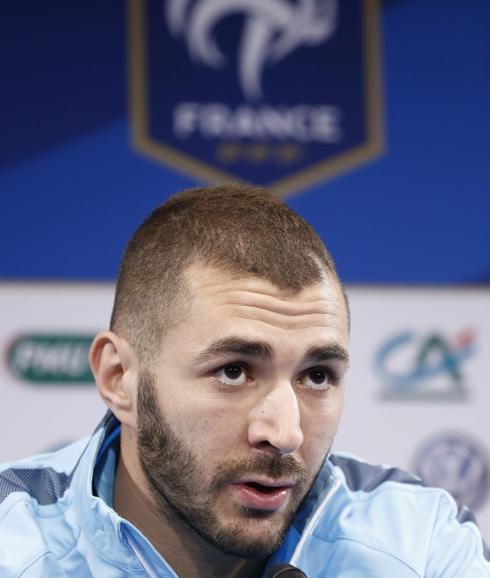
[203,509,294,559]
[211,525,286,558]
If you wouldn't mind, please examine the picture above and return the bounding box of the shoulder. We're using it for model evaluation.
[0,439,89,576]
[328,451,482,527]
[323,452,490,576]
[0,437,89,511]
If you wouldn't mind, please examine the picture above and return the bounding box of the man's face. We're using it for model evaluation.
[137,265,349,558]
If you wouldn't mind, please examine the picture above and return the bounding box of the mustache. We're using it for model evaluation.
[211,453,308,490]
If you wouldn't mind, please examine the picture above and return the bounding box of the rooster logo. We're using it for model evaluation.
[164,0,338,100]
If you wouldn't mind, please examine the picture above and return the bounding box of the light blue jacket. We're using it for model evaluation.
[0,413,488,577]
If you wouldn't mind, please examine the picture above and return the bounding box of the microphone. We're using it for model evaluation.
[267,563,307,578]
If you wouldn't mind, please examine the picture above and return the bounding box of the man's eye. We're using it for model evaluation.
[301,368,332,390]
[216,364,247,386]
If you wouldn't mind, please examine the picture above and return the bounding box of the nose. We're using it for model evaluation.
[247,381,304,455]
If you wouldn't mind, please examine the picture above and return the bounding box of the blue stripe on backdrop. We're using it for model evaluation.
[1,0,489,283]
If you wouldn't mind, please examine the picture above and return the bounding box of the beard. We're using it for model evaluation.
[136,371,314,558]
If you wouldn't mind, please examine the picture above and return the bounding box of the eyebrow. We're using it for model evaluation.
[304,344,350,367]
[195,337,349,367]
[196,337,274,363]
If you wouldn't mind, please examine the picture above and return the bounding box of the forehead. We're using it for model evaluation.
[178,265,349,346]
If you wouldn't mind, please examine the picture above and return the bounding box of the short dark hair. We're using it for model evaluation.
[111,184,345,361]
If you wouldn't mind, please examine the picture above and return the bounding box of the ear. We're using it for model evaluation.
[89,331,139,429]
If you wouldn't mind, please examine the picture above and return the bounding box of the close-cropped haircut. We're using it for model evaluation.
[110,184,344,361]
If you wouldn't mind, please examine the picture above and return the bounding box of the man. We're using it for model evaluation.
[0,185,488,577]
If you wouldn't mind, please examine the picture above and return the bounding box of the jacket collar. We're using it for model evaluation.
[75,412,340,573]
[71,413,142,572]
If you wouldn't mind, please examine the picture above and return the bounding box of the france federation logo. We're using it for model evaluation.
[129,0,383,195]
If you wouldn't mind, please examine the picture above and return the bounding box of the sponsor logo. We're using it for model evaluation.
[129,0,383,195]
[7,334,95,385]
[412,432,490,511]
[375,328,476,401]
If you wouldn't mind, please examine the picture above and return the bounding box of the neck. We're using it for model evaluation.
[113,450,266,578]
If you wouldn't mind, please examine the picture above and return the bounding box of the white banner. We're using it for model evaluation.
[0,283,488,540]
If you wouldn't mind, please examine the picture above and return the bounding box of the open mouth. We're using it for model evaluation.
[231,480,293,510]
[244,481,282,494]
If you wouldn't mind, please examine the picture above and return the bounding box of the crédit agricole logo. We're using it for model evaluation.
[375,329,476,401]
[129,0,383,195]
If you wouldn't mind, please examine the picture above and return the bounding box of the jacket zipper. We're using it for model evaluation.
[289,478,341,566]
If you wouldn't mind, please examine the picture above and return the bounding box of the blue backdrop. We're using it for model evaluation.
[1,0,488,283]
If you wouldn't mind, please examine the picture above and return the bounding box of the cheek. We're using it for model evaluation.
[300,394,343,462]
[167,398,246,455]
